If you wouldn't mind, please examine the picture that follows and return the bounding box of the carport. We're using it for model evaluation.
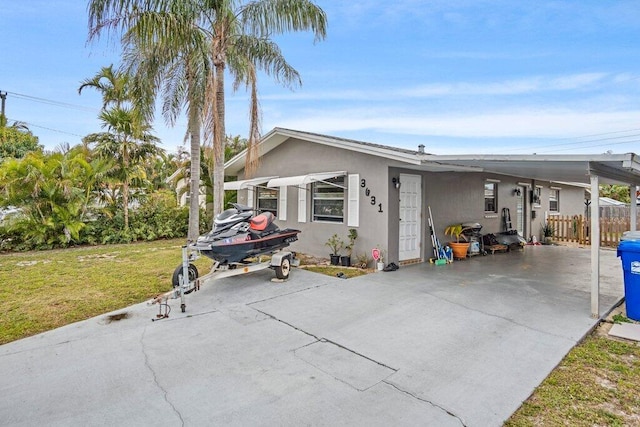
[427,153,640,317]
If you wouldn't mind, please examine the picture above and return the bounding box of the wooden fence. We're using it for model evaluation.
[546,215,638,247]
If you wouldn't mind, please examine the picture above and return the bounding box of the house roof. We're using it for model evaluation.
[598,197,627,206]
[225,128,640,186]
[224,127,426,175]
[428,153,640,185]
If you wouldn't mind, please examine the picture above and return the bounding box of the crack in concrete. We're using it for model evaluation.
[247,271,576,342]
[253,307,397,372]
[252,307,323,340]
[320,338,398,372]
[246,283,330,306]
[383,380,467,427]
[140,327,185,426]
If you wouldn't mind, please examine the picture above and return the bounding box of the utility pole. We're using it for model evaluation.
[0,91,6,118]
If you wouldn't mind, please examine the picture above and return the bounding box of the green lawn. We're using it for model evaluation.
[506,333,640,426]
[0,239,210,344]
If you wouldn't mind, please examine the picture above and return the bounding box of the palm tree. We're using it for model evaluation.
[225,134,247,161]
[203,0,327,216]
[83,107,161,230]
[87,0,327,226]
[89,2,211,241]
[0,116,41,159]
[79,65,130,110]
[0,150,93,246]
[146,151,178,191]
[1,118,31,132]
[80,64,162,231]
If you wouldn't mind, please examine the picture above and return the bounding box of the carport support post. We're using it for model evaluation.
[630,186,638,232]
[591,175,600,318]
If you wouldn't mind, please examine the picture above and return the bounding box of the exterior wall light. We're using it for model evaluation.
[392,177,401,189]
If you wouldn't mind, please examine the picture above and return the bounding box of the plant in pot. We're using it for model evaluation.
[341,229,358,266]
[325,234,344,265]
[540,222,555,244]
[444,224,471,260]
[373,247,385,271]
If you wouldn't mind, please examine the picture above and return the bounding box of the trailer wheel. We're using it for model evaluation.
[274,256,291,280]
[172,263,199,294]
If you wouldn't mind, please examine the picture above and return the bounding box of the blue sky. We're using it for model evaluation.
[1,0,639,155]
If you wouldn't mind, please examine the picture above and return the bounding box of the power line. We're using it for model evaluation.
[0,89,97,140]
[5,91,99,113]
[502,128,640,153]
[555,127,640,140]
[541,137,640,153]
[533,133,640,150]
[6,117,85,138]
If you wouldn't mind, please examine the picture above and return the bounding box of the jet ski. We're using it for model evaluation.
[193,203,301,265]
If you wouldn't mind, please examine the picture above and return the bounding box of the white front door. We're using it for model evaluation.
[399,173,421,260]
[516,185,526,237]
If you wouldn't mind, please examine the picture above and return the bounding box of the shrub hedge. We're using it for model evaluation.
[0,191,211,251]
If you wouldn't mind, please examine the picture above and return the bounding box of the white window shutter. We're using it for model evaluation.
[247,188,254,208]
[279,186,287,221]
[347,174,359,227]
[298,186,307,223]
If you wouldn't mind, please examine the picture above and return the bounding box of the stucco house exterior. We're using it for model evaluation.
[224,128,591,264]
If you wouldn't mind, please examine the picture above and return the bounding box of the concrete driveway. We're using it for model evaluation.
[0,245,624,426]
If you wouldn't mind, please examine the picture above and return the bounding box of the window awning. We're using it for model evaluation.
[266,171,347,188]
[223,176,278,191]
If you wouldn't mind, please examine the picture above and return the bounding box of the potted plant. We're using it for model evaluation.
[341,229,358,266]
[325,234,344,265]
[444,224,471,260]
[541,222,554,244]
[374,247,385,271]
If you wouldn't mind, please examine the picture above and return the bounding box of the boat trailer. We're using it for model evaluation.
[148,245,295,319]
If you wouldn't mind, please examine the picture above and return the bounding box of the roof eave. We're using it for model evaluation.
[224,128,423,175]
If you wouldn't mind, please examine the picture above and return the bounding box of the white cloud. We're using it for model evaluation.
[273,108,640,140]
[407,73,609,96]
[258,72,618,102]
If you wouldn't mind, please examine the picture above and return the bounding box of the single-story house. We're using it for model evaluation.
[225,127,640,317]
[225,128,599,260]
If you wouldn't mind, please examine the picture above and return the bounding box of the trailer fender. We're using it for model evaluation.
[270,251,292,267]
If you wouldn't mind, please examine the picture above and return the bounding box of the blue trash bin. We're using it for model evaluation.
[617,239,640,321]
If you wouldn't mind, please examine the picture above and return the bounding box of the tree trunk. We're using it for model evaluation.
[123,144,129,230]
[213,61,226,217]
[187,109,202,242]
[123,179,129,231]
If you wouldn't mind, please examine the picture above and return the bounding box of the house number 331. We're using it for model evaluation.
[360,178,383,213]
